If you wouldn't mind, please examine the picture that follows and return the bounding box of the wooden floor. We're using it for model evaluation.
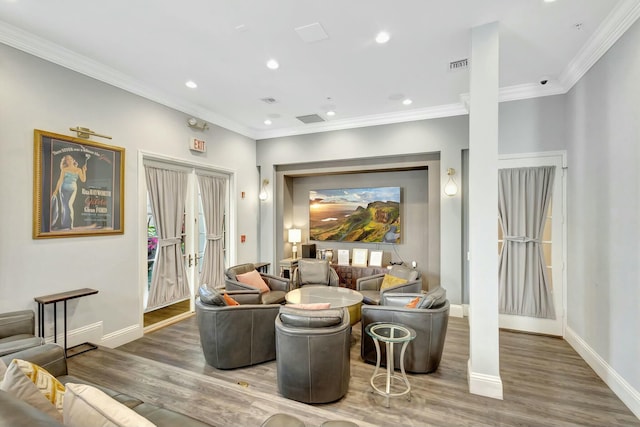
[143,299,191,327]
[67,315,639,427]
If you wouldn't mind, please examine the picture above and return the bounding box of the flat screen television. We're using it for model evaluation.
[309,186,401,243]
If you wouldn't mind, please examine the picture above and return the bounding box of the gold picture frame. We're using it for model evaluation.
[33,129,125,239]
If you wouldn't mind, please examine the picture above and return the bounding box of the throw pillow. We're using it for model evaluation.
[236,270,270,293]
[198,285,226,306]
[405,296,422,309]
[222,293,240,306]
[418,286,447,309]
[64,383,156,427]
[287,303,331,310]
[0,359,64,421]
[380,274,408,290]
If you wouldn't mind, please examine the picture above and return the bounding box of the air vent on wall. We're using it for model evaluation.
[296,114,325,124]
[260,97,277,104]
[449,58,469,71]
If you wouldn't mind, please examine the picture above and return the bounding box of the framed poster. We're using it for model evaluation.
[337,249,350,266]
[369,250,383,267]
[352,248,368,267]
[33,129,125,238]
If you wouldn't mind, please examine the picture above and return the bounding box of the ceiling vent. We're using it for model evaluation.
[296,114,325,124]
[449,58,469,71]
[260,97,277,104]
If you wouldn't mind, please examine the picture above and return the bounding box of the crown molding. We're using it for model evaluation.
[254,103,468,140]
[559,0,640,90]
[0,20,256,139]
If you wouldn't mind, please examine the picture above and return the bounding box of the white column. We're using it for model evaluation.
[467,21,503,399]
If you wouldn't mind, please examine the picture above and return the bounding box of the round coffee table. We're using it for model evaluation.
[285,286,363,326]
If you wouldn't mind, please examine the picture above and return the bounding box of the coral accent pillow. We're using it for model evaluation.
[405,297,422,309]
[288,303,332,310]
[236,270,270,293]
[64,383,156,427]
[380,274,408,290]
[223,293,240,306]
[0,359,65,421]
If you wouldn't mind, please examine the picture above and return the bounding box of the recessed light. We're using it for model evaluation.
[266,59,279,70]
[185,80,197,89]
[543,0,556,3]
[402,98,413,106]
[327,111,336,117]
[375,31,390,44]
[264,119,272,125]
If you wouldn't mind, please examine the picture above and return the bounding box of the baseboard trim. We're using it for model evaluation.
[565,326,640,419]
[449,304,464,318]
[467,359,504,400]
[44,321,102,348]
[101,324,143,349]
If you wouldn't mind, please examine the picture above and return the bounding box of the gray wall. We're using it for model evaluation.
[291,169,434,288]
[257,117,467,304]
[565,19,640,394]
[0,44,258,347]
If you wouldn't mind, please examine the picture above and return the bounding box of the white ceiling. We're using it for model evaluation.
[1,0,639,140]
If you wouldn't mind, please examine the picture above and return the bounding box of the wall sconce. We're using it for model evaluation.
[258,179,269,201]
[187,117,209,131]
[288,228,302,259]
[444,168,459,196]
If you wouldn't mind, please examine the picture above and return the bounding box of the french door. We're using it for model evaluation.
[498,152,566,336]
[143,158,229,314]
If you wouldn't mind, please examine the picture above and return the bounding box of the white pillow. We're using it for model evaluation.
[0,358,64,421]
[64,383,156,427]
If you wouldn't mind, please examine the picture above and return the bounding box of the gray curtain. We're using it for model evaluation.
[197,175,227,289]
[498,166,555,319]
[145,166,190,310]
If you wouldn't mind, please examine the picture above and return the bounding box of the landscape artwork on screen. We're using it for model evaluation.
[309,187,401,243]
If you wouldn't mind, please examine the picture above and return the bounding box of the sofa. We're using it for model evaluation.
[356,264,423,305]
[291,259,339,288]
[195,286,281,369]
[0,310,44,357]
[275,306,351,403]
[361,289,449,374]
[224,263,290,304]
[0,343,211,427]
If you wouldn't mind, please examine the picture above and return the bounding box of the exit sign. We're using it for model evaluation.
[190,137,206,153]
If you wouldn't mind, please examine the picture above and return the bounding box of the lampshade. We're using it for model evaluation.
[288,228,301,244]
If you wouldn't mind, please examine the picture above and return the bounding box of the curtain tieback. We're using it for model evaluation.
[206,234,223,241]
[159,237,181,247]
[504,235,540,243]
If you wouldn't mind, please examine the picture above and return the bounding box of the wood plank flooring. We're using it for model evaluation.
[67,315,640,427]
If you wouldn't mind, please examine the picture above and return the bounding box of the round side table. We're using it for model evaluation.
[364,322,417,407]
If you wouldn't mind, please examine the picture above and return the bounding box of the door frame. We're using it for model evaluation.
[497,150,567,337]
[137,151,236,331]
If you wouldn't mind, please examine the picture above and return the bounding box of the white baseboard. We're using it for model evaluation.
[565,326,640,419]
[449,304,464,318]
[44,321,103,348]
[467,359,504,400]
[100,324,143,349]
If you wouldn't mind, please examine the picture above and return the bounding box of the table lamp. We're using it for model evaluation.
[288,228,302,259]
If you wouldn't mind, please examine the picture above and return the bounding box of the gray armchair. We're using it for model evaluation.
[225,263,289,304]
[195,286,281,369]
[356,264,422,305]
[361,290,449,374]
[0,310,44,357]
[275,306,351,403]
[291,259,339,288]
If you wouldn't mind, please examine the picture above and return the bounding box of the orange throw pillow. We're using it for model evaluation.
[288,303,331,310]
[223,293,239,306]
[236,270,270,293]
[405,296,421,309]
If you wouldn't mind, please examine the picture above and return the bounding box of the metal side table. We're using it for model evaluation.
[365,322,416,407]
